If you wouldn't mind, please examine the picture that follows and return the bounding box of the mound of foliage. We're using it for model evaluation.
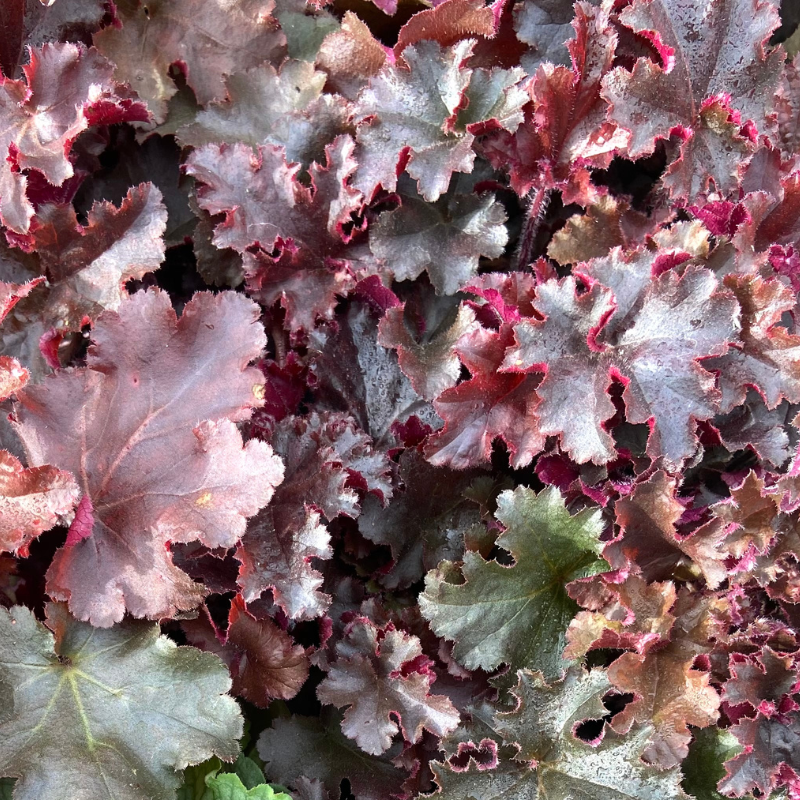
[2,0,800,798]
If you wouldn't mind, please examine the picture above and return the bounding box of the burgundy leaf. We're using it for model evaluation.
[358,448,483,589]
[565,572,676,659]
[352,39,475,202]
[393,0,495,57]
[369,181,508,295]
[483,2,622,196]
[605,470,729,588]
[0,356,27,402]
[722,647,797,710]
[378,302,478,401]
[316,12,386,101]
[2,183,167,385]
[0,449,78,557]
[0,43,147,232]
[705,274,800,413]
[317,616,459,755]
[721,712,800,797]
[258,709,407,800]
[513,0,577,71]
[502,260,740,468]
[309,301,439,442]
[352,39,524,202]
[602,0,782,199]
[187,136,363,332]
[607,602,721,769]
[183,594,309,707]
[178,60,350,169]
[93,0,285,123]
[13,289,283,626]
[237,411,391,619]
[425,322,543,469]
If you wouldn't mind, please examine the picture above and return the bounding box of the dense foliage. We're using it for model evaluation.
[1,0,800,798]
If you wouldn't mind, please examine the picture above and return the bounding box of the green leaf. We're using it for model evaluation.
[432,756,540,799]
[0,604,243,800]
[274,7,339,62]
[682,728,743,800]
[432,667,688,799]
[178,754,267,799]
[178,759,222,800]
[233,754,266,790]
[0,778,14,800]
[419,486,608,677]
[786,26,800,59]
[499,668,688,798]
[205,773,291,800]
[495,667,613,760]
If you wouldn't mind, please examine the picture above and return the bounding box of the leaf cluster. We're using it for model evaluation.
[1,0,800,799]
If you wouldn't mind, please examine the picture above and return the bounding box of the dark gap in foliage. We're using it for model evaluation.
[603,691,635,717]
[50,326,93,372]
[586,649,627,670]
[486,544,515,566]
[574,691,635,742]
[760,592,785,621]
[680,443,760,500]
[238,697,282,751]
[291,618,323,650]
[160,619,187,646]
[591,145,668,210]
[365,188,401,219]
[725,447,763,475]
[780,598,800,630]
[287,664,326,717]
[170,543,241,595]
[72,324,93,366]
[773,0,800,43]
[332,0,420,45]
[206,591,235,631]
[13,526,66,620]
[336,516,394,576]
[71,125,139,221]
[573,717,605,743]
[74,126,194,249]
[489,183,525,265]
[150,243,213,312]
[499,438,547,492]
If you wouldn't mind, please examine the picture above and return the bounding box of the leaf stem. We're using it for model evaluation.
[271,321,287,365]
[515,185,552,270]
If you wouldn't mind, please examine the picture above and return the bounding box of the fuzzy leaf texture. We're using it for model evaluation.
[204,774,291,800]
[0,183,168,383]
[182,594,309,707]
[187,136,362,333]
[93,0,285,122]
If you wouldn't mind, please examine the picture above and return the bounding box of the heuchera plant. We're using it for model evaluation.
[3,0,800,798]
